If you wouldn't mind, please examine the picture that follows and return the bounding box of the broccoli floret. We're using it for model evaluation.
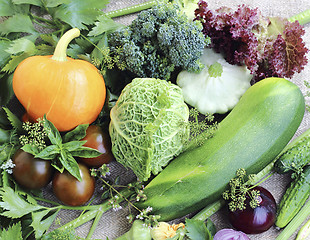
[108,1,206,81]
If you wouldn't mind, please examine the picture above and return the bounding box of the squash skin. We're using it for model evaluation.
[12,55,106,132]
[137,77,305,221]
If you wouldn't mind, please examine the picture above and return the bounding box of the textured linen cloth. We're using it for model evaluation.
[53,1,310,239]
[6,0,310,239]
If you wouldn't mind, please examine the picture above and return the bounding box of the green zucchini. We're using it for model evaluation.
[276,165,310,228]
[137,77,305,221]
[274,127,310,174]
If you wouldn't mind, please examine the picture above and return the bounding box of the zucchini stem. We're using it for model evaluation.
[51,28,80,62]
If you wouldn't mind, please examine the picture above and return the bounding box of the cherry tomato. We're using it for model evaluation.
[52,163,95,206]
[79,125,114,167]
[228,186,276,234]
[12,149,54,189]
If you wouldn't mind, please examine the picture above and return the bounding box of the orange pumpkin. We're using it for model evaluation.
[13,28,106,132]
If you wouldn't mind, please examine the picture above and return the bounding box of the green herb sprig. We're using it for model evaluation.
[91,165,160,227]
[183,108,218,151]
[222,168,261,212]
[20,116,101,181]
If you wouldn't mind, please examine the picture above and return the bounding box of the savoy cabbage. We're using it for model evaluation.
[109,78,189,181]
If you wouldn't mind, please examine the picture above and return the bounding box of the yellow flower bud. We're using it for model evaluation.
[151,222,185,240]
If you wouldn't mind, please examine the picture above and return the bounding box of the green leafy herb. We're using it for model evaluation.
[222,168,261,212]
[21,116,101,181]
[184,108,218,150]
[0,187,43,218]
[0,222,23,240]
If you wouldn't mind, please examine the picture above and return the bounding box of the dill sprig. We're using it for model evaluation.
[91,165,160,227]
[19,118,47,151]
[183,108,218,150]
[222,168,261,212]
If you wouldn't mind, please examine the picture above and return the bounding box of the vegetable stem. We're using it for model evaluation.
[55,187,134,232]
[288,9,310,25]
[86,207,105,240]
[51,28,80,62]
[276,199,310,240]
[105,0,157,18]
[193,199,226,221]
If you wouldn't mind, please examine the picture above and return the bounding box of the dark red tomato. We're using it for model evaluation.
[12,149,53,189]
[52,163,95,206]
[79,125,114,167]
[228,186,276,234]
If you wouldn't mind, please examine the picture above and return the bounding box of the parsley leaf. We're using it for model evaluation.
[2,52,32,73]
[0,14,37,35]
[0,222,23,240]
[45,0,71,8]
[53,0,109,29]
[31,209,59,239]
[88,15,124,36]
[6,37,37,55]
[0,0,29,16]
[185,219,213,240]
[0,187,43,218]
[0,40,12,68]
[0,74,14,106]
[12,0,42,6]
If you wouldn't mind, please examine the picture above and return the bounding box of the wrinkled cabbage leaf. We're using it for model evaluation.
[109,78,189,181]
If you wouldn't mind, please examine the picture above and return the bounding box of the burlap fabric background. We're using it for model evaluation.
[50,0,310,239]
[3,0,310,239]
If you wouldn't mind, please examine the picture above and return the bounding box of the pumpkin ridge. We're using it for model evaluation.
[45,69,65,120]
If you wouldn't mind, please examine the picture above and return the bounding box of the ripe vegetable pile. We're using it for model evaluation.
[0,0,310,239]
